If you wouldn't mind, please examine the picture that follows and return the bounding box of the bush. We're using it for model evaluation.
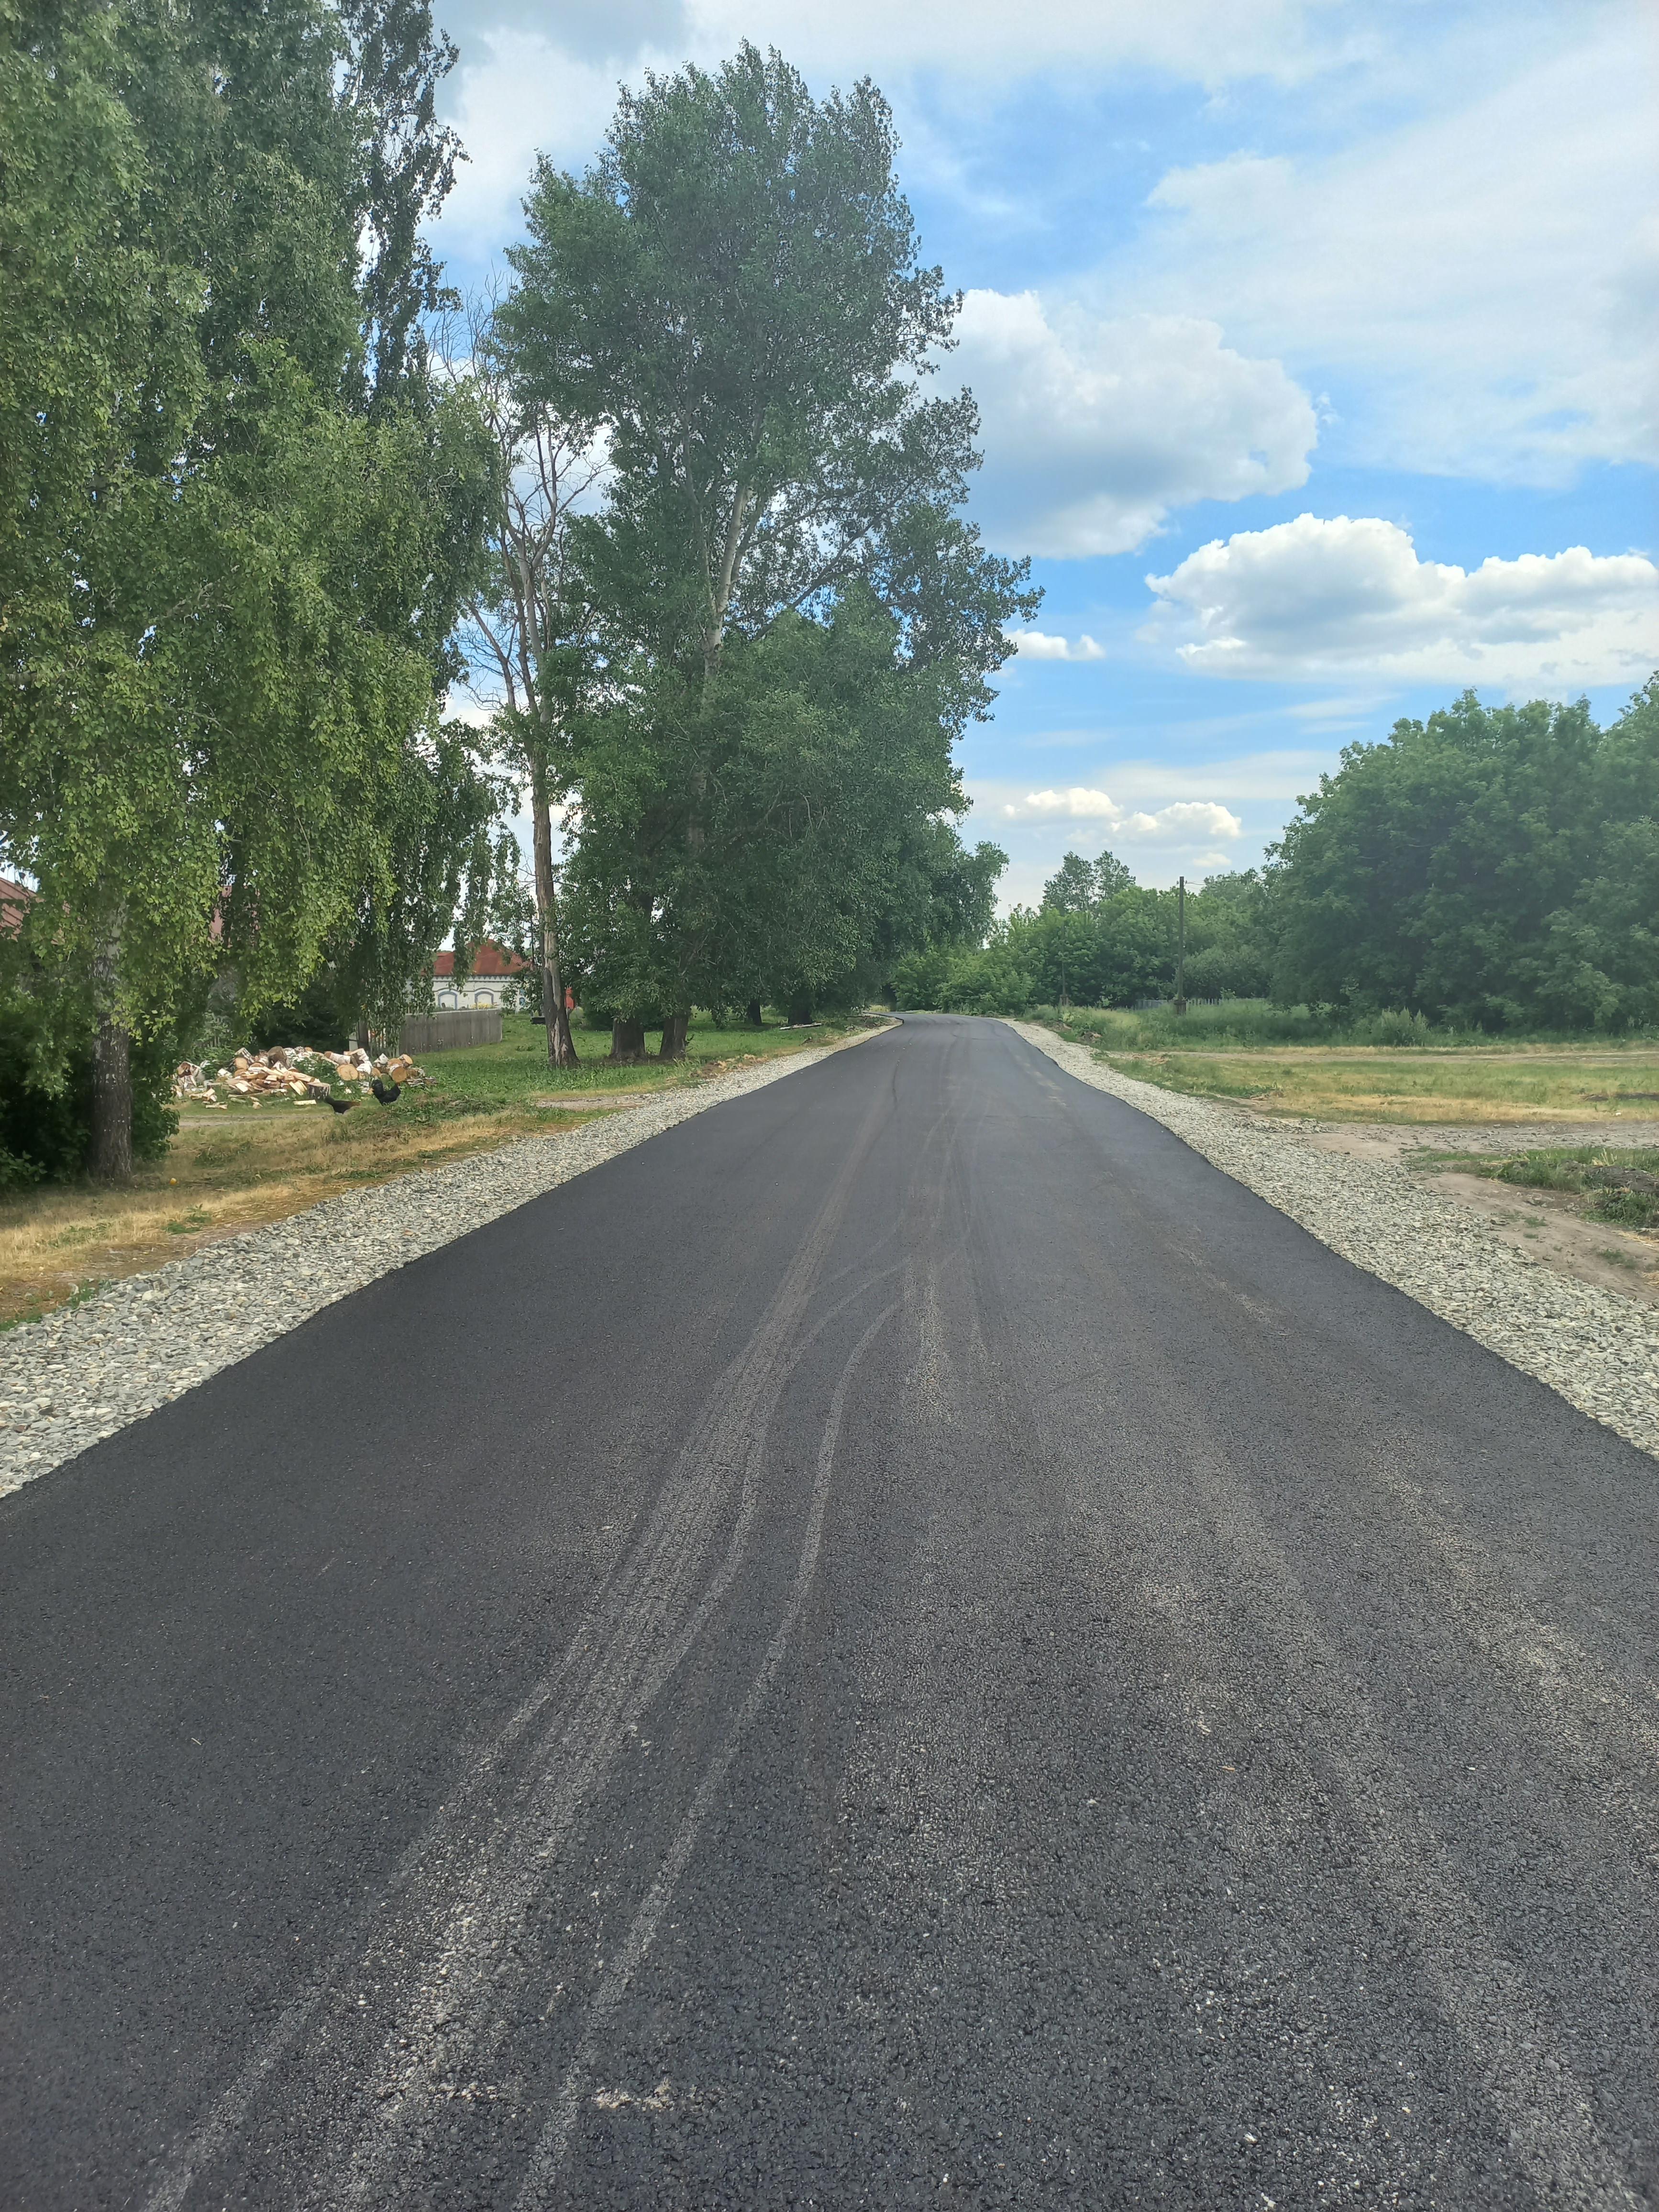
[1045,1000,1501,1051]
[0,1144,44,1193]
[247,970,352,1053]
[0,999,178,1183]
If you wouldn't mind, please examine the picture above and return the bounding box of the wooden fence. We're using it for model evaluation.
[395,1008,502,1054]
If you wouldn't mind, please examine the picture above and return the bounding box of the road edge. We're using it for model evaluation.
[1006,1018,1659,1462]
[0,1022,898,1502]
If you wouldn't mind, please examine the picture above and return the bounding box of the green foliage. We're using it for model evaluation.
[0,995,176,1182]
[1267,681,1659,1029]
[501,44,1039,1027]
[896,871,1270,1014]
[502,44,977,671]
[0,0,498,1146]
[1040,849,1133,912]
[248,973,354,1055]
[908,677,1659,1034]
[1052,1002,1461,1050]
[316,720,516,1042]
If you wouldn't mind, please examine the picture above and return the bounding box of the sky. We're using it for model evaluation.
[426,0,1659,904]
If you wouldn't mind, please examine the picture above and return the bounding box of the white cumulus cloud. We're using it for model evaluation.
[1003,786,1117,819]
[1144,514,1659,685]
[1128,13,1659,480]
[1001,789,1242,841]
[1012,630,1106,662]
[1130,800,1245,841]
[951,291,1317,557]
[432,0,1364,258]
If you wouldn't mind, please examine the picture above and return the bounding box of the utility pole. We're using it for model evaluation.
[1174,874,1187,1016]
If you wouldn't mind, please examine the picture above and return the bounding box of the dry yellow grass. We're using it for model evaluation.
[0,1098,577,1329]
[1099,1045,1659,1124]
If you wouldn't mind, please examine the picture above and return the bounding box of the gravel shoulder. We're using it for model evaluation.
[1009,1020,1659,1460]
[0,1029,889,1500]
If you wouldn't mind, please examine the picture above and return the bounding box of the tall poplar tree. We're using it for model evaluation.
[501,44,1036,1056]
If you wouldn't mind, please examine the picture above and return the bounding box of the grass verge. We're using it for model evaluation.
[0,1011,862,1328]
[1037,1010,1659,1126]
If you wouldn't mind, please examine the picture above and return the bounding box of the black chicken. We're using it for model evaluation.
[370,1077,401,1106]
[326,1096,354,1115]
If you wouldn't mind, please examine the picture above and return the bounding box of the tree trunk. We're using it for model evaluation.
[531,765,577,1069]
[90,1019,133,1182]
[609,1015,647,1063]
[745,998,763,1028]
[89,920,132,1182]
[787,992,813,1027]
[657,1011,690,1060]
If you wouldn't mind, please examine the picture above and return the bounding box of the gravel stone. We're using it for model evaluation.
[0,1034,882,1500]
[1011,1020,1659,1461]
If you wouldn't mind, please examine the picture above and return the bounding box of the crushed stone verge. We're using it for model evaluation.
[1008,1020,1659,1462]
[0,1030,889,1501]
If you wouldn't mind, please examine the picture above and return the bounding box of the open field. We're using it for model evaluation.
[0,1013,852,1328]
[1042,1010,1659,1127]
[1089,1049,1659,1123]
[1046,1000,1659,1056]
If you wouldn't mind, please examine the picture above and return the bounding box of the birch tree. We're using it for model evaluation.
[451,310,602,1067]
[0,0,493,1175]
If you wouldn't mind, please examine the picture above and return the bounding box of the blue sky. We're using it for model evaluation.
[427,0,1658,903]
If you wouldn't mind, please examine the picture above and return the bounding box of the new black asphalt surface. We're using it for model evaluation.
[4,1014,1657,2209]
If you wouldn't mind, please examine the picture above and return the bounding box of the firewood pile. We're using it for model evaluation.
[172,1045,426,1109]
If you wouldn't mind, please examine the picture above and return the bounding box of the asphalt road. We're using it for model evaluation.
[4,1014,1657,2210]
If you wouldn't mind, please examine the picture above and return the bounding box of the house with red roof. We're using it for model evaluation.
[434,940,530,1011]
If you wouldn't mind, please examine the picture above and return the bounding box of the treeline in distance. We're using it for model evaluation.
[901,683,1659,1032]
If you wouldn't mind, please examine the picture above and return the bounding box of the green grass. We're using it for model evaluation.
[422,1008,856,1109]
[1420,1145,1659,1231]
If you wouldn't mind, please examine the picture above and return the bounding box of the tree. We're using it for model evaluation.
[1182,871,1273,1000]
[561,588,997,1032]
[313,720,515,1047]
[1041,849,1134,913]
[1266,684,1659,1028]
[339,0,465,409]
[0,0,495,1176]
[1041,854,1099,915]
[500,44,1036,1057]
[450,302,603,1066]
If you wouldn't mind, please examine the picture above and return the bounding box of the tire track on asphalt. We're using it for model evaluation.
[146,1074,899,2212]
[514,1298,899,2203]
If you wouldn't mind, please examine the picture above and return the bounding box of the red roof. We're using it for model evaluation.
[434,940,530,978]
[0,877,33,936]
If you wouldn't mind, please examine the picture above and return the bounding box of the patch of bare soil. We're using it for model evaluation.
[1305,1120,1659,1307]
